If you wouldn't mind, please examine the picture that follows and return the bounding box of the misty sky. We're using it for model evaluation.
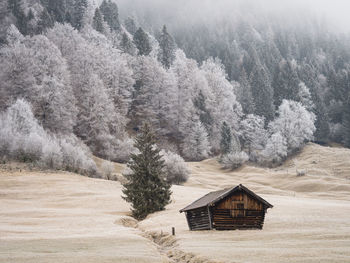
[115,0,350,33]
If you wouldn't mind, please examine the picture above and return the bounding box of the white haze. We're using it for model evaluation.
[115,0,350,33]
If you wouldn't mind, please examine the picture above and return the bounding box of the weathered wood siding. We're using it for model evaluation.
[215,191,264,210]
[212,190,266,230]
[186,207,211,230]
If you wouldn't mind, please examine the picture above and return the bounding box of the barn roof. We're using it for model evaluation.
[179,184,273,212]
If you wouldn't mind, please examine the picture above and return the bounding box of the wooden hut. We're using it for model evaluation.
[179,184,273,230]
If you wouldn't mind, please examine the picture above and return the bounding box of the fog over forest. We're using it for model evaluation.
[116,0,350,32]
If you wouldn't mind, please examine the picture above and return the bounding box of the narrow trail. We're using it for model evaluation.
[117,216,222,263]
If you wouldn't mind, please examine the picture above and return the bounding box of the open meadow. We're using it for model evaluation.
[1,143,350,263]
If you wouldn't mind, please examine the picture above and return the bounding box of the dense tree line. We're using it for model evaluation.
[0,0,327,169]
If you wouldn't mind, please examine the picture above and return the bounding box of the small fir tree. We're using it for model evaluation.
[92,8,104,33]
[158,25,176,68]
[122,123,171,220]
[72,0,87,30]
[220,121,232,155]
[193,90,213,135]
[37,8,54,34]
[99,0,120,31]
[124,16,137,35]
[120,32,135,55]
[8,0,27,35]
[133,27,152,56]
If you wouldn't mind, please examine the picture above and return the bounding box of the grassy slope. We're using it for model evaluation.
[1,143,350,262]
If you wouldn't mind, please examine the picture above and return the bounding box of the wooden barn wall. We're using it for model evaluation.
[212,191,266,230]
[215,191,264,211]
[186,207,211,230]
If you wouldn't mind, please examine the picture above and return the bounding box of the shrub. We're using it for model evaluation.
[101,160,115,180]
[220,151,249,170]
[40,136,63,169]
[59,136,97,176]
[258,132,288,167]
[160,150,190,184]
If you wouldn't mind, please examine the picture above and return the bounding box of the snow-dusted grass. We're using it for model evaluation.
[1,143,350,263]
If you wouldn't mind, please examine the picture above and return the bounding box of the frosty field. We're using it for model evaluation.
[1,143,350,263]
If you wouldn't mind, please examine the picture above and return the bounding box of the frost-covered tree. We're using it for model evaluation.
[99,0,120,32]
[72,0,87,30]
[240,114,268,154]
[269,100,316,151]
[181,120,211,161]
[259,132,288,165]
[0,29,77,134]
[92,8,104,33]
[249,60,274,121]
[124,16,137,35]
[46,23,129,159]
[171,50,203,140]
[237,69,255,114]
[297,82,314,111]
[120,32,135,55]
[122,123,171,220]
[0,99,96,174]
[133,27,152,56]
[129,56,162,129]
[273,59,299,107]
[220,151,249,170]
[36,8,54,34]
[193,89,212,134]
[46,0,66,23]
[7,0,27,34]
[157,25,176,69]
[160,149,189,185]
[201,58,242,151]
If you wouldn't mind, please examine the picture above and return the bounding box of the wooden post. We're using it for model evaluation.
[172,227,175,236]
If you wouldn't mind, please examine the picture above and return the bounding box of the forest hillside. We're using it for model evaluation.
[1,0,350,175]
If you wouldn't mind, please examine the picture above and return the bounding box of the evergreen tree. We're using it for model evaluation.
[72,0,87,30]
[193,90,213,135]
[272,60,299,107]
[220,121,232,155]
[124,16,137,35]
[122,123,171,220]
[250,61,274,121]
[99,0,120,32]
[92,8,104,33]
[120,32,135,55]
[237,69,255,114]
[158,25,176,68]
[25,8,35,35]
[133,27,152,56]
[7,0,27,35]
[36,8,54,34]
[47,0,66,23]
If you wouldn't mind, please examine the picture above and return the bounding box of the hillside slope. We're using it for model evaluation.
[1,143,350,263]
